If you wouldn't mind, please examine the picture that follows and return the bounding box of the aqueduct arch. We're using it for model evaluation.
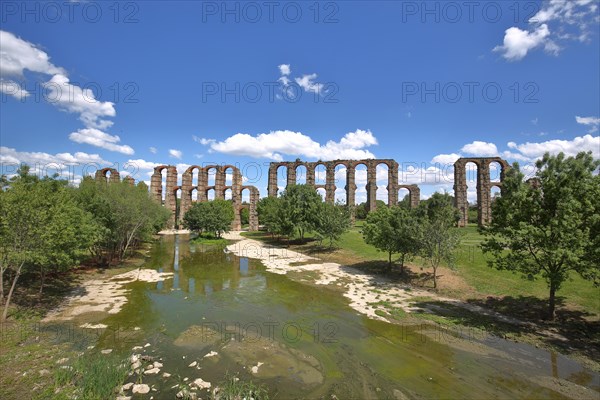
[268,159,400,213]
[453,157,510,227]
[94,168,121,184]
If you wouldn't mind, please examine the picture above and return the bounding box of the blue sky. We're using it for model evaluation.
[1,0,599,203]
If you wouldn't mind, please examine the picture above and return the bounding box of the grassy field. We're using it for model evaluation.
[245,222,600,319]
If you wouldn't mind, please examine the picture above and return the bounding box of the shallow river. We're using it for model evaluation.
[52,235,600,399]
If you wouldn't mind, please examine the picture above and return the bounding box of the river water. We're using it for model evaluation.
[56,234,599,399]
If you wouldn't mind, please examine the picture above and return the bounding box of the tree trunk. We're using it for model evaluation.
[39,267,45,296]
[400,254,405,274]
[2,262,24,322]
[548,282,557,320]
[388,251,392,269]
[432,265,437,289]
[0,261,4,306]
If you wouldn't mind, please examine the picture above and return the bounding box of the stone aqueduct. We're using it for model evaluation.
[94,156,509,230]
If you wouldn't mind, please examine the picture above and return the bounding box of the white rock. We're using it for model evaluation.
[100,349,112,354]
[122,382,134,391]
[116,396,131,400]
[144,343,151,348]
[144,367,160,375]
[153,361,163,368]
[192,378,211,389]
[251,362,264,374]
[56,358,69,364]
[130,354,140,364]
[132,346,143,351]
[131,361,142,370]
[162,372,171,378]
[132,384,150,394]
[203,351,218,358]
[188,361,197,367]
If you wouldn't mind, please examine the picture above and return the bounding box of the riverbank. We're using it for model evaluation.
[224,231,600,373]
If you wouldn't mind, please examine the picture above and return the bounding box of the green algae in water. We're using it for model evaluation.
[56,235,600,399]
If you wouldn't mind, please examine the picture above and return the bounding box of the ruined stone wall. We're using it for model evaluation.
[266,159,402,216]
[453,157,509,227]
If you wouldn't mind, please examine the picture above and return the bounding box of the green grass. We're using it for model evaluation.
[191,234,228,246]
[211,373,269,400]
[53,352,129,400]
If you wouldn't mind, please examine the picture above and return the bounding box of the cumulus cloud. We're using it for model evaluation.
[69,128,134,155]
[431,153,461,165]
[460,141,499,157]
[494,24,552,61]
[493,0,598,61]
[275,64,330,97]
[506,134,599,160]
[1,30,128,152]
[169,149,183,159]
[205,129,378,161]
[278,64,291,76]
[295,73,324,94]
[576,116,600,133]
[149,147,157,154]
[193,135,216,146]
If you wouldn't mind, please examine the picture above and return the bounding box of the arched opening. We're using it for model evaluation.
[224,187,233,200]
[354,163,368,206]
[224,166,234,186]
[315,164,326,185]
[316,187,326,201]
[206,167,217,187]
[376,163,389,203]
[465,161,478,224]
[491,185,501,201]
[190,166,201,187]
[241,187,251,204]
[191,187,199,201]
[174,188,182,228]
[277,165,287,196]
[489,161,503,182]
[207,188,215,201]
[334,163,347,204]
[296,164,307,184]
[398,187,411,207]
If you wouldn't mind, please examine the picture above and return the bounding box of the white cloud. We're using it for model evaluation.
[69,128,134,155]
[576,116,600,133]
[494,0,598,61]
[0,79,29,100]
[169,149,183,159]
[507,134,599,160]
[0,30,65,78]
[149,147,157,154]
[461,141,498,157]
[0,146,108,175]
[206,129,377,161]
[43,74,115,129]
[493,24,551,61]
[278,64,291,76]
[431,153,461,165]
[294,73,324,94]
[193,136,216,146]
[125,159,160,172]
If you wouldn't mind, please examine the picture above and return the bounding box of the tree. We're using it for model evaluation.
[280,185,322,242]
[362,206,422,271]
[416,192,461,289]
[257,197,280,236]
[315,202,351,249]
[183,199,234,238]
[481,152,600,319]
[355,202,368,220]
[0,168,99,320]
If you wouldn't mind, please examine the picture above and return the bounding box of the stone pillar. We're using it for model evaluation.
[124,176,135,186]
[198,168,208,202]
[477,161,491,226]
[325,162,336,203]
[453,160,468,227]
[409,185,420,208]
[387,161,399,206]
[268,164,278,197]
[286,163,296,187]
[165,166,178,228]
[215,167,226,199]
[306,163,316,187]
[248,187,260,231]
[346,165,356,222]
[108,170,120,184]
[94,169,105,183]
[150,167,164,204]
[231,168,242,230]
[180,170,193,226]
[366,162,377,212]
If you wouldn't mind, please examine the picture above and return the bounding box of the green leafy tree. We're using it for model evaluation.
[416,192,461,289]
[183,199,234,238]
[355,202,368,220]
[363,206,422,271]
[315,202,351,249]
[0,168,99,320]
[481,152,600,319]
[272,197,296,244]
[280,184,322,242]
[257,197,280,236]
